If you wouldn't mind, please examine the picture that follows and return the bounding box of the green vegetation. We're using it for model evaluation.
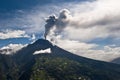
[1,51,120,80]
[30,55,90,80]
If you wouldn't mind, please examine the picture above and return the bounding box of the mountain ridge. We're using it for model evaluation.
[0,39,120,80]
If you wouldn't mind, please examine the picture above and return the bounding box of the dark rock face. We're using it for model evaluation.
[30,39,53,51]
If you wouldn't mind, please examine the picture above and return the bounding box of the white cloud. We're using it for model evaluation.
[57,0,120,41]
[55,38,97,51]
[30,34,36,41]
[78,46,120,62]
[55,38,120,62]
[33,48,51,55]
[0,44,26,54]
[0,30,29,39]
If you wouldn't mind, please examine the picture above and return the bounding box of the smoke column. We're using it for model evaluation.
[44,9,71,40]
[44,15,57,39]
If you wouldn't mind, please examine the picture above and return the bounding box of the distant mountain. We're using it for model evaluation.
[0,39,120,80]
[111,57,120,64]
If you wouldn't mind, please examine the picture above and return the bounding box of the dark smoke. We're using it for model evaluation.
[44,9,70,40]
[44,15,57,39]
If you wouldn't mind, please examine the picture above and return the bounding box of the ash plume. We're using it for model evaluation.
[44,15,57,39]
[44,9,71,40]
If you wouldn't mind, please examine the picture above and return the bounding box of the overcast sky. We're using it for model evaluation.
[0,0,120,62]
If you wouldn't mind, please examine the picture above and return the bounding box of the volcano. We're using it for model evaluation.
[0,39,120,80]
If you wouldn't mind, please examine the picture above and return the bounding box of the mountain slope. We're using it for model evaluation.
[0,39,120,80]
[111,57,120,64]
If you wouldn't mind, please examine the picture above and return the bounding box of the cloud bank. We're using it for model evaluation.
[0,30,29,39]
[0,44,26,54]
[56,39,120,62]
[65,0,120,41]
[44,0,120,42]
